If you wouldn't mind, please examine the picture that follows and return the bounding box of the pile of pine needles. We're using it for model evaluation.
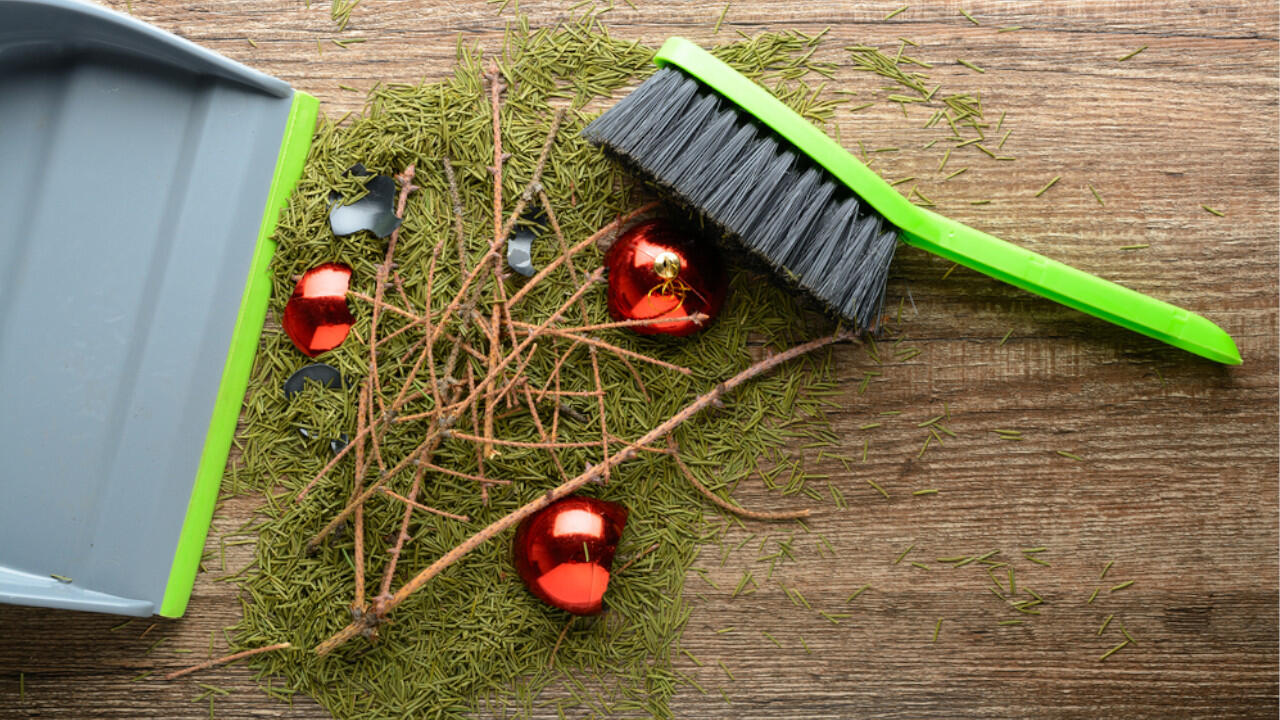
[221,18,851,719]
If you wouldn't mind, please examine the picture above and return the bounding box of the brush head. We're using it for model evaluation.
[583,65,899,332]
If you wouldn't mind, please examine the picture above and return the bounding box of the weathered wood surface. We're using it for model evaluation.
[1,1,1276,718]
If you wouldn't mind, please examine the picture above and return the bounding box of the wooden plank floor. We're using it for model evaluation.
[1,1,1276,718]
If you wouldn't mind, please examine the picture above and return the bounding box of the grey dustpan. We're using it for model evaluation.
[0,0,317,617]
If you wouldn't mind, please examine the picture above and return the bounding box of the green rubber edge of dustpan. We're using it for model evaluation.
[653,37,1240,366]
[158,91,320,618]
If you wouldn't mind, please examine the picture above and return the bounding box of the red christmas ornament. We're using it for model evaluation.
[513,496,628,615]
[282,262,355,357]
[604,219,727,337]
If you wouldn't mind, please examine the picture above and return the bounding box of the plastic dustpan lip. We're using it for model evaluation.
[157,90,319,618]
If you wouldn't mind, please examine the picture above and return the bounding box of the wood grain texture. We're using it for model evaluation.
[1,1,1276,718]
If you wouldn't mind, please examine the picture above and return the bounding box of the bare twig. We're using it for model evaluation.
[506,201,658,309]
[417,111,565,361]
[615,542,661,575]
[486,60,508,464]
[483,303,502,460]
[437,269,605,421]
[370,165,418,403]
[292,380,426,502]
[487,59,506,252]
[164,643,291,681]
[539,185,634,454]
[520,380,571,482]
[347,291,423,322]
[534,314,710,335]
[379,461,428,599]
[380,488,469,522]
[497,108,565,243]
[294,421,383,502]
[414,461,511,486]
[510,322,692,376]
[314,331,851,655]
[467,363,489,506]
[489,342,540,406]
[445,432,605,450]
[548,617,574,668]
[442,157,467,270]
[352,382,370,610]
[305,408,448,551]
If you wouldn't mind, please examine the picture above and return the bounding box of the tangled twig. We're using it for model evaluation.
[314,330,850,656]
[164,642,291,681]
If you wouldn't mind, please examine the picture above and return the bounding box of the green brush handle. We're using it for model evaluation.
[654,37,1241,365]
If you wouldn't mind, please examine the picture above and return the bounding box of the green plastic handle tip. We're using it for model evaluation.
[653,37,1240,365]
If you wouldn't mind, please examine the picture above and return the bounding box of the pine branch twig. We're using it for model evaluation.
[351,382,370,610]
[313,331,852,656]
[506,201,658,309]
[615,542,661,575]
[380,487,470,522]
[164,643,292,681]
[369,164,418,404]
[510,322,692,376]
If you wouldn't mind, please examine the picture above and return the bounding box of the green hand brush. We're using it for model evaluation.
[582,37,1241,365]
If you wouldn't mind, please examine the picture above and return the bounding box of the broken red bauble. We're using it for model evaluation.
[282,262,354,357]
[604,218,727,337]
[512,496,628,615]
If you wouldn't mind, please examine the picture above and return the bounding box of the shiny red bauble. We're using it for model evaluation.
[282,262,355,357]
[604,219,727,337]
[512,496,628,615]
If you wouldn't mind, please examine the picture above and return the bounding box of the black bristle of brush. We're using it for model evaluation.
[583,66,900,332]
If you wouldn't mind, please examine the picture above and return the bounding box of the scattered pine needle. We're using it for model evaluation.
[1088,183,1105,205]
[1035,175,1061,197]
[713,2,730,33]
[866,478,890,499]
[1099,639,1129,661]
[1118,46,1147,61]
[884,5,909,20]
[894,544,915,564]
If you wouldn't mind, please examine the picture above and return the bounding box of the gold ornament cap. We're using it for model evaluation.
[652,250,682,279]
